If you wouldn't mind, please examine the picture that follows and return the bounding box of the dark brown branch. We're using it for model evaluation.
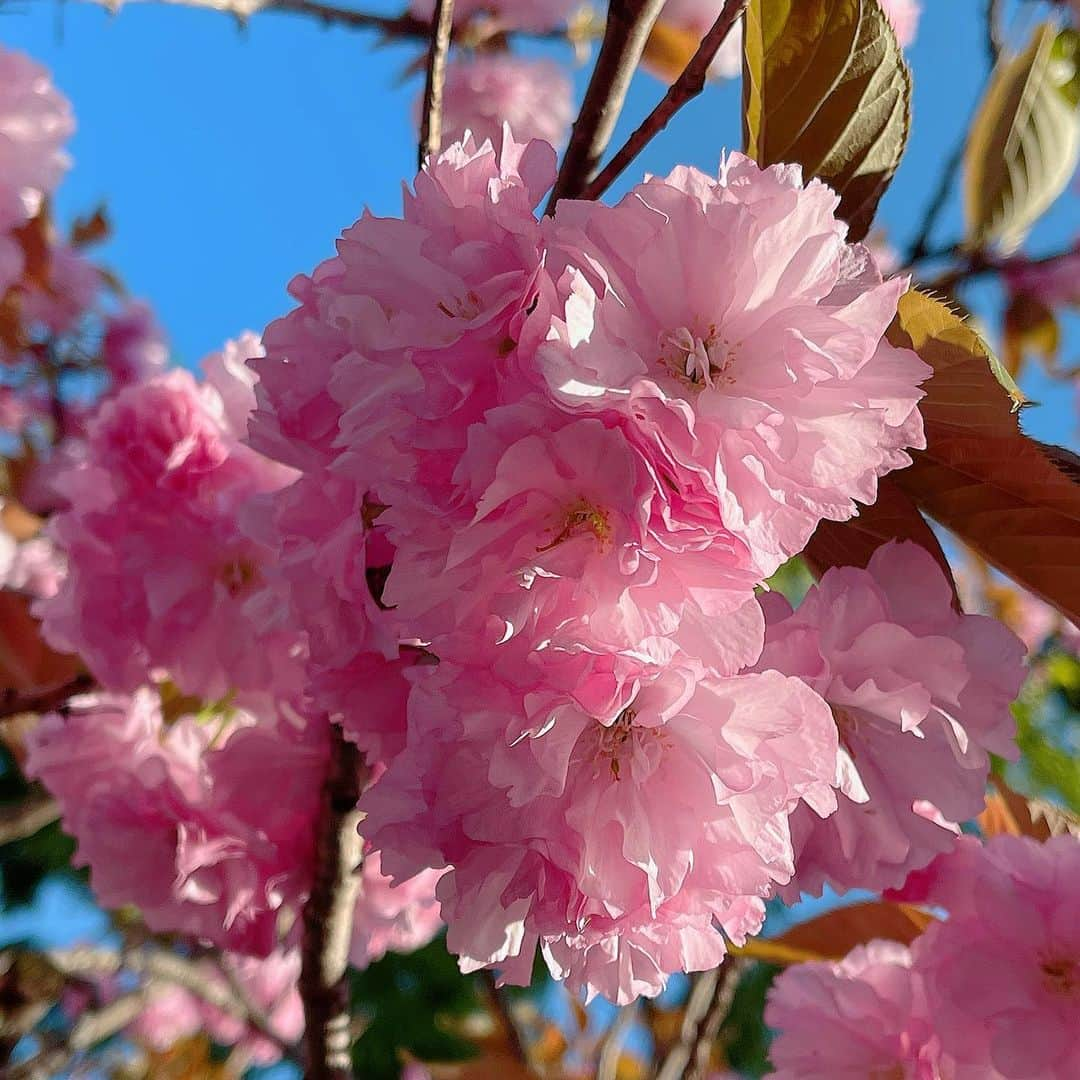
[0,788,60,845]
[418,0,456,168]
[656,959,743,1080]
[581,0,748,202]
[546,0,668,211]
[299,723,367,1080]
[480,969,532,1071]
[0,673,94,721]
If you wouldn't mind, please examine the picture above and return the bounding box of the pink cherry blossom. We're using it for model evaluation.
[910,835,1080,1080]
[539,156,931,575]
[434,56,574,151]
[20,242,101,336]
[363,662,838,1003]
[882,0,921,48]
[101,300,168,389]
[766,941,953,1079]
[753,541,1025,896]
[350,850,444,968]
[129,949,303,1065]
[40,353,301,701]
[0,533,64,599]
[0,45,73,235]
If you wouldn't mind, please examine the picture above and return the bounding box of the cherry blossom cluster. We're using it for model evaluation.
[0,43,169,513]
[767,834,1080,1079]
[247,131,1022,1001]
[28,335,442,964]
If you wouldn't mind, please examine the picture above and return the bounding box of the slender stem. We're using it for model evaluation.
[581,0,748,202]
[0,673,95,721]
[480,969,532,1071]
[0,788,60,845]
[299,723,367,1080]
[546,0,668,211]
[986,0,1004,67]
[904,139,965,265]
[418,0,456,168]
[656,959,743,1080]
[596,1001,638,1080]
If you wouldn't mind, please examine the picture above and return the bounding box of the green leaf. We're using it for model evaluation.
[963,22,1080,253]
[886,290,1080,624]
[742,0,911,241]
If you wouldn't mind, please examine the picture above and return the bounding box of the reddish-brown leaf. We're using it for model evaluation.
[802,477,955,594]
[0,592,81,696]
[734,901,936,966]
[887,290,1080,623]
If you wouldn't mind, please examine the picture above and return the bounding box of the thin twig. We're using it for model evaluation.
[299,723,367,1080]
[904,139,965,266]
[581,0,748,202]
[49,945,299,1059]
[596,1001,638,1080]
[8,989,152,1080]
[78,0,431,35]
[546,0,668,211]
[0,673,94,721]
[480,969,532,1071]
[655,959,743,1080]
[986,0,1004,67]
[0,788,59,845]
[418,0,456,168]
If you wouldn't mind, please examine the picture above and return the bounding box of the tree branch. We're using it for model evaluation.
[0,673,94,721]
[299,723,367,1080]
[8,988,152,1080]
[418,0,456,169]
[986,0,1004,67]
[48,945,299,1059]
[580,0,748,202]
[546,0,668,211]
[480,969,532,1071]
[655,959,743,1080]
[0,788,59,845]
[596,1001,637,1080]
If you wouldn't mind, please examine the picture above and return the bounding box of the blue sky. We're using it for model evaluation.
[0,0,1077,448]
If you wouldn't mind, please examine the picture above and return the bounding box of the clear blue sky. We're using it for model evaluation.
[0,0,1077,448]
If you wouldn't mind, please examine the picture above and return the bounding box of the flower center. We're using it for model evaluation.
[657,324,736,389]
[219,555,258,598]
[1040,955,1078,997]
[437,290,483,321]
[833,706,860,758]
[537,498,611,553]
[597,708,638,780]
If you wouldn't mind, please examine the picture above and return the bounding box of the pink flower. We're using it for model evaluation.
[1004,248,1080,309]
[910,836,1080,1080]
[40,355,301,700]
[25,689,291,954]
[882,0,921,48]
[753,541,1025,896]
[766,941,952,1079]
[0,533,64,599]
[129,948,303,1065]
[651,1,743,80]
[20,242,101,336]
[363,662,838,1003]
[434,56,574,152]
[0,46,73,233]
[350,850,444,968]
[101,300,168,389]
[408,0,577,31]
[539,156,930,575]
